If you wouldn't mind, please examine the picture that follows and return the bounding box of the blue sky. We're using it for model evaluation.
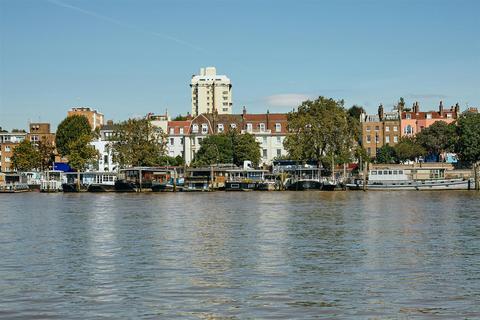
[1,0,479,130]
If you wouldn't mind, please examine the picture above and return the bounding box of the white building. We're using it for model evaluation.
[166,109,289,166]
[90,123,117,172]
[190,67,233,116]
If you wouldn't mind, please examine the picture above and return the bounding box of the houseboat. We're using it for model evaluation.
[115,167,182,192]
[255,173,279,191]
[285,165,323,191]
[87,172,118,192]
[184,165,234,191]
[151,167,185,192]
[225,162,268,191]
[0,173,29,193]
[347,165,473,191]
[40,170,63,192]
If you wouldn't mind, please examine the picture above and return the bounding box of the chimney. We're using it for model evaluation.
[266,109,270,129]
[439,101,444,117]
[454,103,460,115]
[242,106,247,118]
[378,104,384,120]
[413,102,419,113]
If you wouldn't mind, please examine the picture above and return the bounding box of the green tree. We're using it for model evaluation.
[37,140,56,170]
[394,137,426,162]
[376,145,396,164]
[416,121,457,160]
[456,113,480,163]
[111,118,167,167]
[194,134,233,166]
[173,114,188,121]
[284,96,355,167]
[11,140,40,171]
[193,132,261,167]
[66,135,99,171]
[232,132,261,167]
[56,115,92,157]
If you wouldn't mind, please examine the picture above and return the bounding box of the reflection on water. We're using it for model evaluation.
[0,191,479,318]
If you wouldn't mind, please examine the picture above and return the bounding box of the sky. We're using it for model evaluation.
[0,0,479,130]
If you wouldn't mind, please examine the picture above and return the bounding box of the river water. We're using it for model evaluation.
[0,191,479,319]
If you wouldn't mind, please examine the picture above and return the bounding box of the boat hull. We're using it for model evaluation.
[347,179,473,191]
[114,180,153,192]
[62,183,89,192]
[225,181,256,191]
[287,180,322,191]
[87,184,116,192]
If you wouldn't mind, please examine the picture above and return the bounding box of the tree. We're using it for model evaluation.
[173,114,188,121]
[284,96,355,167]
[111,118,167,167]
[416,121,457,160]
[376,145,396,164]
[232,132,261,167]
[56,115,92,157]
[194,134,233,166]
[66,135,99,171]
[37,140,56,170]
[347,105,365,120]
[11,140,40,171]
[193,132,261,167]
[456,113,480,163]
[394,137,426,162]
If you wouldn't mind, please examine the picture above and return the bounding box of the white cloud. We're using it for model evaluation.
[264,93,311,108]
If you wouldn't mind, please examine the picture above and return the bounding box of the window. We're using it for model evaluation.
[375,135,379,143]
[426,113,432,119]
[5,146,11,152]
[5,157,11,162]
[104,155,108,163]
[263,137,267,144]
[222,91,228,94]
[275,123,281,132]
[447,113,452,118]
[179,128,184,134]
[405,125,413,135]
[277,149,282,156]
[180,138,184,145]
[406,114,411,119]
[393,126,398,132]
[371,171,377,175]
[375,126,380,131]
[230,123,237,129]
[192,124,199,133]
[263,149,267,158]
[247,123,253,132]
[217,124,224,133]
[276,136,281,144]
[385,136,390,143]
[169,128,174,134]
[385,126,390,132]
[259,123,266,132]
[366,126,371,132]
[170,138,174,145]
[366,135,371,143]
[201,124,208,134]
[394,136,398,143]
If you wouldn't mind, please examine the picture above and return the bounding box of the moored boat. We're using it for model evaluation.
[347,166,474,191]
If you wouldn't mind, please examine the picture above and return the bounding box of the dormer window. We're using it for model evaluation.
[217,124,224,133]
[169,128,174,135]
[426,113,432,119]
[230,123,237,129]
[192,124,199,133]
[275,123,281,132]
[247,123,253,132]
[406,114,411,119]
[259,123,266,132]
[201,123,208,134]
